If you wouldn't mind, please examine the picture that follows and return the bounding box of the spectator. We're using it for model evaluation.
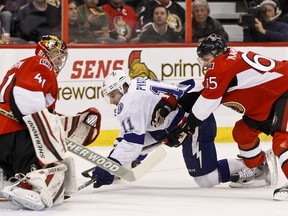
[97,0,107,6]
[0,0,12,44]
[52,0,80,43]
[124,0,146,16]
[138,5,181,43]
[1,0,27,38]
[13,0,61,43]
[278,0,288,23]
[138,0,185,40]
[101,0,140,43]
[192,0,229,43]
[77,0,115,43]
[242,0,288,42]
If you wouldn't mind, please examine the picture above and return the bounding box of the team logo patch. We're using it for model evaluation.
[167,14,182,32]
[222,102,245,114]
[117,102,124,115]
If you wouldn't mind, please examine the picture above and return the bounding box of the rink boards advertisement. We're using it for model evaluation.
[0,46,285,143]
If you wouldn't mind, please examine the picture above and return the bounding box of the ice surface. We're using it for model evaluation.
[1,142,287,216]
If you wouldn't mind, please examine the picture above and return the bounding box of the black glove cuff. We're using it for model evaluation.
[186,111,202,130]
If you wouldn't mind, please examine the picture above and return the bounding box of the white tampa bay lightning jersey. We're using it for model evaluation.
[109,77,196,167]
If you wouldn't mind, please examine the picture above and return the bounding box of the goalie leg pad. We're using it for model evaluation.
[23,109,67,165]
[1,163,67,210]
[63,157,78,195]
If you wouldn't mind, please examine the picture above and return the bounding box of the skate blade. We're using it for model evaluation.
[273,191,288,201]
[229,179,266,188]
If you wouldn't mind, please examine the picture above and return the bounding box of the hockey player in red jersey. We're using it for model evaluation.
[152,33,288,200]
[0,35,101,210]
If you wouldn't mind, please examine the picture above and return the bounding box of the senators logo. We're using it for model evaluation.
[167,14,182,33]
[128,50,157,79]
[222,102,245,114]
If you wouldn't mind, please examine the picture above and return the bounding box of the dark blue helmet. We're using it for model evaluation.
[197,34,228,58]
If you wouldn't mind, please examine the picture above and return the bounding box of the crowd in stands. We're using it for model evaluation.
[0,0,288,44]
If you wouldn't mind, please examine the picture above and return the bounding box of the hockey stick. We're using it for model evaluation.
[64,178,97,199]
[81,141,163,178]
[0,107,167,182]
[66,138,166,182]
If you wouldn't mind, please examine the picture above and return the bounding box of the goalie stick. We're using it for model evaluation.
[0,107,167,182]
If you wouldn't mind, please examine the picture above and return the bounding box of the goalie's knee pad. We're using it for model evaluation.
[1,162,67,210]
[193,169,220,188]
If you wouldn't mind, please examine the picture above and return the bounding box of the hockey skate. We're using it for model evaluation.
[229,149,278,188]
[273,184,288,201]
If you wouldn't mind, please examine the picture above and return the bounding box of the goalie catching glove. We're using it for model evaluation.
[151,94,178,127]
[60,107,101,146]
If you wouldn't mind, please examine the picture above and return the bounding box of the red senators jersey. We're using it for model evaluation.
[192,48,288,122]
[0,55,58,134]
[101,3,140,40]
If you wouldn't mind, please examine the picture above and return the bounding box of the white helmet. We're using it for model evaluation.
[102,70,131,99]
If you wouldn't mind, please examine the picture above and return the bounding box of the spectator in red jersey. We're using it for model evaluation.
[101,0,140,43]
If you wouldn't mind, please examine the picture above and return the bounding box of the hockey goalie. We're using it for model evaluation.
[0,35,101,210]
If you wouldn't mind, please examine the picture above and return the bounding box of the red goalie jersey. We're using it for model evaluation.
[0,55,58,134]
[193,48,288,122]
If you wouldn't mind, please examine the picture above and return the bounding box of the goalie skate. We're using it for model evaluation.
[229,149,278,188]
[273,184,288,201]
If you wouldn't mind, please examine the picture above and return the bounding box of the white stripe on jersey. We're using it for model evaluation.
[239,144,262,159]
[227,69,283,92]
[192,95,222,121]
[13,86,46,115]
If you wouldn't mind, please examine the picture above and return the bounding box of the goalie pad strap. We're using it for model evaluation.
[66,115,81,138]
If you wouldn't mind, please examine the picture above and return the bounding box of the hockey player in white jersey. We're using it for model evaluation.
[91,69,270,188]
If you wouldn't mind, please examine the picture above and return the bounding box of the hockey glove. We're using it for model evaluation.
[151,94,178,127]
[92,157,120,188]
[164,114,196,147]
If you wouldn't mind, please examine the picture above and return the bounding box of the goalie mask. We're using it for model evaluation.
[35,35,68,75]
[102,70,131,103]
